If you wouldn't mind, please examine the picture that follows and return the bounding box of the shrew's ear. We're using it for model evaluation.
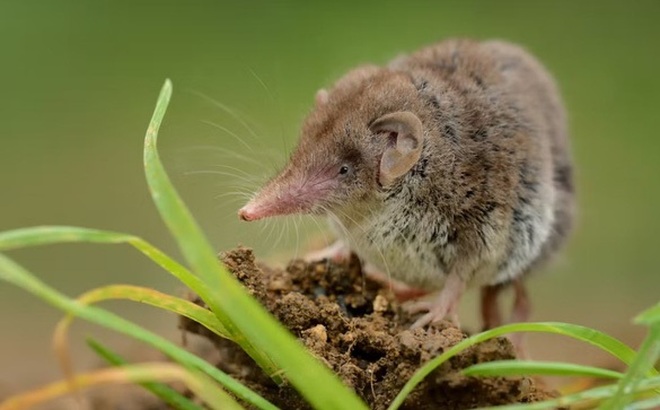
[370,111,424,187]
[315,89,329,106]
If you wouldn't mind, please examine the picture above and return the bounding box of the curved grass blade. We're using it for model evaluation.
[73,284,228,338]
[463,360,624,379]
[144,80,281,385]
[0,253,278,410]
[143,79,367,409]
[0,226,214,306]
[389,322,644,410]
[0,363,243,410]
[472,375,660,410]
[51,284,230,397]
[0,226,133,249]
[87,337,203,410]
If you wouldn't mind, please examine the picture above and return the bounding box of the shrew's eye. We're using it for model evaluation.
[339,165,350,175]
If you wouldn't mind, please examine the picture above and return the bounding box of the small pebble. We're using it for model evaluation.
[268,278,289,291]
[398,330,419,350]
[372,294,388,312]
[307,324,328,345]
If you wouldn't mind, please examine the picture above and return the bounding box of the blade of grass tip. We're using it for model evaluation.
[87,337,203,410]
[0,226,216,312]
[463,360,625,380]
[144,79,367,409]
[388,322,642,410]
[143,80,280,384]
[601,326,660,410]
[0,253,278,410]
[0,363,244,410]
[472,375,660,410]
[635,302,660,327]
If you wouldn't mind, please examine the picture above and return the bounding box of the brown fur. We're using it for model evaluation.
[241,38,575,326]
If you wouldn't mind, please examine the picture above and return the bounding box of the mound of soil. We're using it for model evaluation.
[179,247,555,409]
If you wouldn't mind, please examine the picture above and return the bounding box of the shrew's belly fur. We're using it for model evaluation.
[329,195,555,290]
[329,209,454,290]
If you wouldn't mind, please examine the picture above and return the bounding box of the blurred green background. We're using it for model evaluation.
[1,0,659,396]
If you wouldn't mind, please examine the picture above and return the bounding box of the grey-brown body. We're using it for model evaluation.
[240,38,575,328]
[327,39,574,290]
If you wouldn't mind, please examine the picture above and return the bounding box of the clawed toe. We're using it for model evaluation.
[408,303,454,329]
[404,300,433,315]
[405,273,465,330]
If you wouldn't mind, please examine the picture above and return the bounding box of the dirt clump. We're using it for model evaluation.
[180,247,556,409]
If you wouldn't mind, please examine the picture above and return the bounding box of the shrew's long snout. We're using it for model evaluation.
[238,167,337,222]
[237,187,283,221]
[237,188,306,222]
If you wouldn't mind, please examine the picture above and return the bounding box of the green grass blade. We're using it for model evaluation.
[0,226,214,306]
[76,284,229,339]
[0,226,133,249]
[626,395,660,410]
[143,80,281,385]
[463,360,624,379]
[635,302,660,326]
[187,369,246,410]
[600,326,660,409]
[389,322,645,410]
[472,376,660,410]
[143,79,367,409]
[87,337,204,410]
[0,253,278,410]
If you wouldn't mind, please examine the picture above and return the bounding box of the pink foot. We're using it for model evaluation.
[406,273,466,329]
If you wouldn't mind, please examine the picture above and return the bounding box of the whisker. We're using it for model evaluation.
[308,213,330,253]
[293,215,301,259]
[274,217,286,249]
[181,145,266,168]
[264,218,276,244]
[213,191,253,203]
[331,207,392,281]
[248,68,275,105]
[182,170,260,185]
[248,68,287,151]
[205,163,257,178]
[201,120,254,152]
[188,89,261,141]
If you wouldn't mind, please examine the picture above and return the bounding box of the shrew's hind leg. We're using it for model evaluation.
[480,283,505,330]
[480,278,531,358]
[509,278,530,358]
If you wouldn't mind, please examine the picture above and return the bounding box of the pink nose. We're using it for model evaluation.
[238,202,264,222]
[238,205,259,221]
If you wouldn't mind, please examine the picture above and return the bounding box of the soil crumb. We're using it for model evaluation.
[179,247,556,410]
